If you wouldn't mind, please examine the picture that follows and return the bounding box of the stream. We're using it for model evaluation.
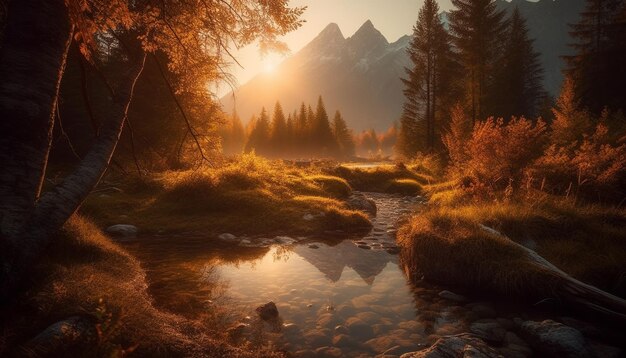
[119,192,621,357]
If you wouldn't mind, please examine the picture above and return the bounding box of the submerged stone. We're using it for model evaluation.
[256,301,279,321]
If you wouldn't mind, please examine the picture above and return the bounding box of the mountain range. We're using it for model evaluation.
[221,0,585,132]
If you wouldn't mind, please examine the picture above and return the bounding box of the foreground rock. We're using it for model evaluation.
[517,319,591,358]
[22,316,95,356]
[256,301,279,321]
[105,224,138,237]
[400,334,502,358]
[347,193,377,216]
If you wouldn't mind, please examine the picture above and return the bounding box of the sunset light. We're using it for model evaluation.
[2,0,625,357]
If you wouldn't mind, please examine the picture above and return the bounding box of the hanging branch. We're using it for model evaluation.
[124,117,143,176]
[151,53,210,165]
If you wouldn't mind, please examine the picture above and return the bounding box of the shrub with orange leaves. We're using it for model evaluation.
[446,116,547,191]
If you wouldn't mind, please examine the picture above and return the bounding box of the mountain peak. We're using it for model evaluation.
[317,22,345,41]
[349,20,388,45]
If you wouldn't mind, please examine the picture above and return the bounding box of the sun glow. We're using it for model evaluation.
[261,53,283,74]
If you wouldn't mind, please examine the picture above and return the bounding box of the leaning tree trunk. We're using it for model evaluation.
[0,0,147,294]
[0,0,73,238]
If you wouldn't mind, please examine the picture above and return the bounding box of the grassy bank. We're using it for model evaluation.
[328,162,435,196]
[81,154,371,237]
[398,183,626,300]
[0,215,278,357]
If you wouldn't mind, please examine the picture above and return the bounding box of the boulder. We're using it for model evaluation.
[400,334,502,358]
[255,301,279,321]
[438,290,468,303]
[518,319,591,358]
[469,320,507,343]
[24,316,96,356]
[347,193,377,216]
[218,233,237,241]
[105,224,138,237]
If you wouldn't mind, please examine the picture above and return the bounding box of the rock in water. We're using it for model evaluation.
[105,224,138,237]
[256,301,279,321]
[438,290,468,303]
[518,319,591,358]
[347,193,377,216]
[400,334,502,358]
[218,233,237,241]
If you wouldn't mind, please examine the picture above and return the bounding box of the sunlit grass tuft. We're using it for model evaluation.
[82,153,370,236]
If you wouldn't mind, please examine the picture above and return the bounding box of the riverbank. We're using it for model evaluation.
[0,215,282,357]
[81,154,373,237]
[397,180,626,316]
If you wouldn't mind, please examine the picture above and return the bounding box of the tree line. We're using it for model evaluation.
[397,0,626,159]
[220,98,402,160]
[221,96,357,159]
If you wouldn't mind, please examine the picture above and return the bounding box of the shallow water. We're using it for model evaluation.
[121,192,484,356]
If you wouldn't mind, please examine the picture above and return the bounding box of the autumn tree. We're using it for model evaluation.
[566,0,626,113]
[550,76,593,147]
[0,0,303,290]
[491,8,545,119]
[449,0,507,123]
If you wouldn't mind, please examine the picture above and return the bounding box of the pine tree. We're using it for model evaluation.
[449,0,507,123]
[491,8,545,119]
[332,111,355,159]
[270,101,288,157]
[566,0,626,113]
[550,76,593,147]
[245,107,271,155]
[221,112,245,155]
[399,0,458,158]
[313,96,338,156]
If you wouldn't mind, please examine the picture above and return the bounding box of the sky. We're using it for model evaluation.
[215,0,455,96]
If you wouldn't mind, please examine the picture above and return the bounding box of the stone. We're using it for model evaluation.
[255,301,279,321]
[469,320,507,342]
[400,334,502,358]
[24,316,95,356]
[332,334,359,348]
[334,325,348,335]
[315,346,343,358]
[274,236,297,245]
[282,323,300,335]
[305,330,332,348]
[347,193,377,215]
[105,224,138,237]
[518,319,591,358]
[366,336,397,353]
[218,233,237,240]
[437,290,467,303]
[227,323,249,340]
[471,303,497,319]
[308,244,320,249]
[304,213,316,221]
[346,317,375,339]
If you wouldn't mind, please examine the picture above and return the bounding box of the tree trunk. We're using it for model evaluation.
[0,0,147,293]
[0,0,72,238]
[3,54,146,292]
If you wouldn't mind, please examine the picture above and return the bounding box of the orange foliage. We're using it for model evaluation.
[446,115,547,190]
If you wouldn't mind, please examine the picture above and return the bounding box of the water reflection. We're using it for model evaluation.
[120,193,472,356]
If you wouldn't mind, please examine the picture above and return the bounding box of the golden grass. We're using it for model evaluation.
[2,215,280,357]
[397,212,565,300]
[328,163,432,194]
[398,197,626,298]
[81,154,369,236]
